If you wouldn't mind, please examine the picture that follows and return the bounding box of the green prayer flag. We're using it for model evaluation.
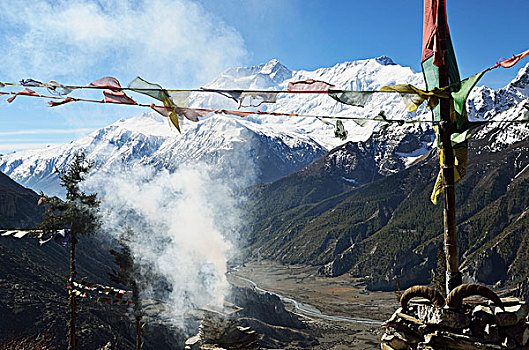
[451,69,490,121]
[128,76,171,103]
[128,76,181,132]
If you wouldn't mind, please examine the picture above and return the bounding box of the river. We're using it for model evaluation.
[230,274,384,326]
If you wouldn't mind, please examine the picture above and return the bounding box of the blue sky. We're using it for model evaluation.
[0,0,527,154]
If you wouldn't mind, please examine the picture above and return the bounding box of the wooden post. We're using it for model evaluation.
[437,0,462,294]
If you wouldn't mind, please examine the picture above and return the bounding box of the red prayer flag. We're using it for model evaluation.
[88,76,122,91]
[48,97,77,107]
[215,109,254,118]
[422,0,449,67]
[287,79,335,92]
[103,90,137,105]
[7,88,39,103]
[495,49,529,69]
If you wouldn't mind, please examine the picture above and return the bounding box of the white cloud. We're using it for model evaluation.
[0,143,62,152]
[0,0,248,87]
[0,128,94,136]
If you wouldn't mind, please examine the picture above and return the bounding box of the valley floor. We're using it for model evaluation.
[228,260,399,349]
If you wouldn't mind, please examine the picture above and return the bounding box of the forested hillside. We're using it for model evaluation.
[246,123,529,290]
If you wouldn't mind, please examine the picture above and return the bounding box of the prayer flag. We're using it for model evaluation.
[239,92,279,108]
[150,105,209,122]
[201,89,242,103]
[7,88,39,103]
[129,76,181,131]
[128,76,172,103]
[88,76,122,91]
[334,120,348,141]
[288,79,335,92]
[103,90,137,105]
[44,81,75,96]
[48,97,78,107]
[89,76,137,106]
[380,84,450,112]
[328,90,374,108]
[494,48,529,68]
[20,78,42,87]
[422,0,468,204]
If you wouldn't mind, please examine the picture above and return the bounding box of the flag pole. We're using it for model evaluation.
[436,0,462,294]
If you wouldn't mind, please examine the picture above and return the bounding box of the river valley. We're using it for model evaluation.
[227,261,400,349]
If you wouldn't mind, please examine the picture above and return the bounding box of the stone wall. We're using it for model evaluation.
[381,298,529,349]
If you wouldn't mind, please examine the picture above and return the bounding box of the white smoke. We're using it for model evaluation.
[85,160,249,326]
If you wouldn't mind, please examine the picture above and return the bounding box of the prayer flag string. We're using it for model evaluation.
[0,47,525,96]
[0,47,527,139]
[0,88,528,127]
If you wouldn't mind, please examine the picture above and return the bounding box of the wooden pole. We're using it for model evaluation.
[437,0,462,294]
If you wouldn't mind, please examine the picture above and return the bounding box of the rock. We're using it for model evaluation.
[229,286,305,329]
[365,244,437,291]
[468,323,484,339]
[184,335,201,350]
[501,321,529,346]
[416,304,470,329]
[416,344,435,350]
[502,336,516,349]
[472,305,495,329]
[385,327,422,345]
[494,303,528,326]
[196,311,260,350]
[386,310,427,336]
[462,246,508,285]
[483,323,501,343]
[423,331,503,349]
[381,333,412,350]
[498,297,520,306]
[381,342,398,350]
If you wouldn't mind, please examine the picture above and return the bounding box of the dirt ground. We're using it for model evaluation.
[228,260,400,349]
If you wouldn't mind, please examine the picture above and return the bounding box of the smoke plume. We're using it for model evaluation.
[85,161,248,326]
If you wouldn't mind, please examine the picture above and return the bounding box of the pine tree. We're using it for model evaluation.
[39,152,100,350]
[108,228,144,350]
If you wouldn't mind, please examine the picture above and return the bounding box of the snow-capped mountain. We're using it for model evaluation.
[192,56,426,149]
[1,59,528,197]
[468,62,529,121]
[0,114,326,196]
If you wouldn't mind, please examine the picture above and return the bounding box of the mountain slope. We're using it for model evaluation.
[245,99,529,290]
[0,170,44,228]
[0,170,185,348]
[0,115,326,196]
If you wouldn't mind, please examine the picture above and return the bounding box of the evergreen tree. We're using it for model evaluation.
[39,152,100,350]
[108,229,144,350]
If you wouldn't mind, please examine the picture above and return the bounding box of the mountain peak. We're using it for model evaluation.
[375,56,395,66]
[506,62,529,91]
[262,58,281,69]
[259,58,292,82]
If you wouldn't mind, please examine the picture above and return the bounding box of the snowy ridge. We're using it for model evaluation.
[1,58,529,196]
[0,113,325,196]
[191,56,426,149]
